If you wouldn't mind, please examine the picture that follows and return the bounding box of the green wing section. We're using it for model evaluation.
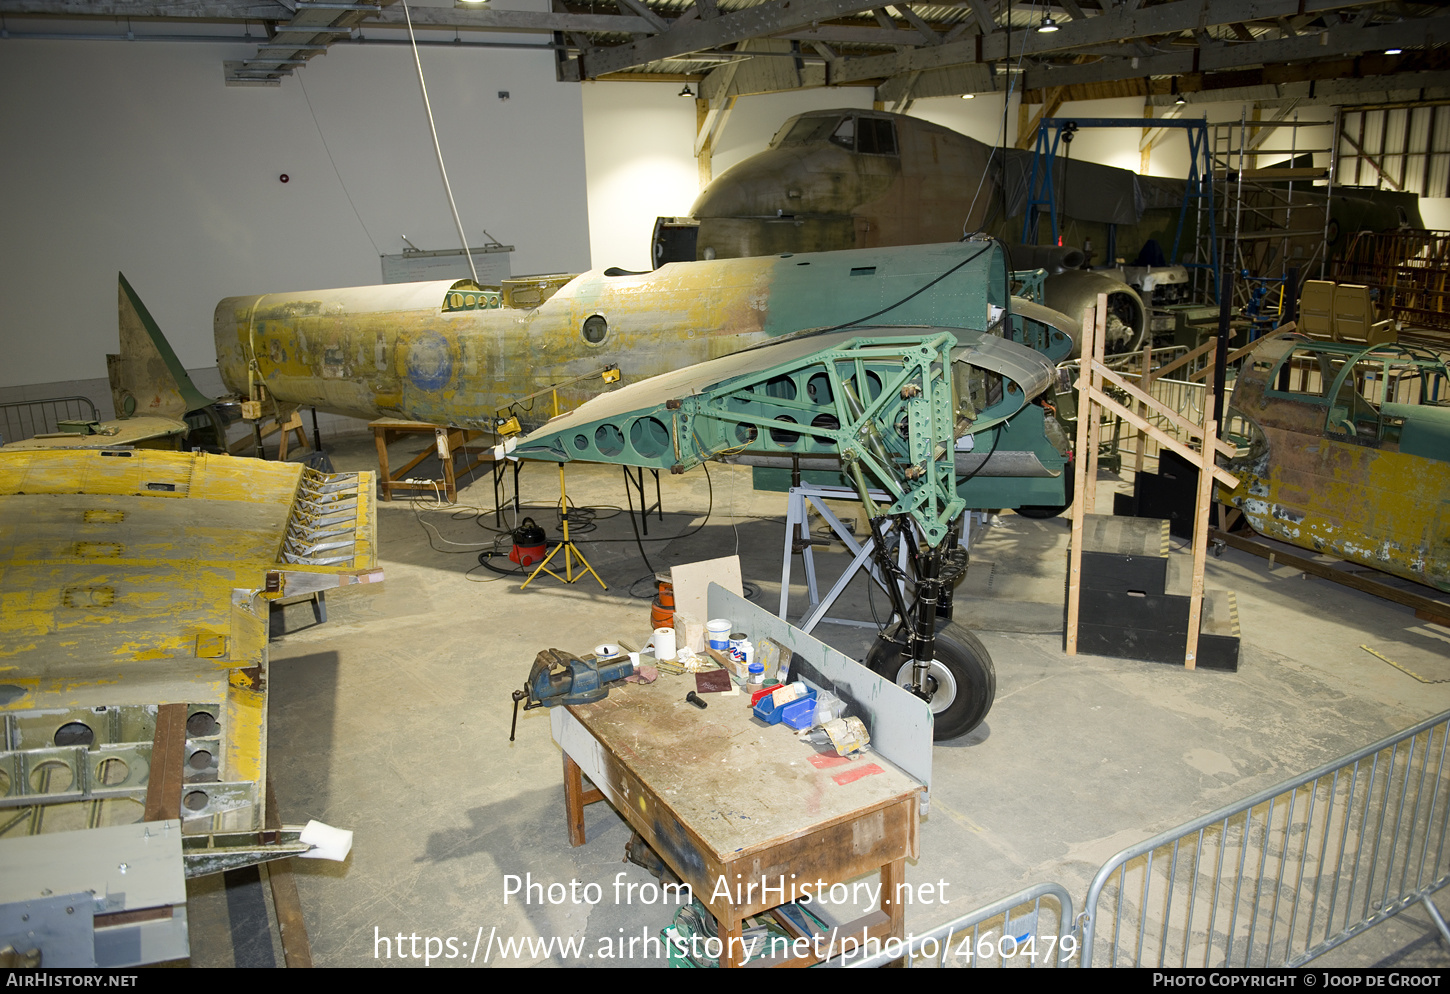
[502,326,1057,544]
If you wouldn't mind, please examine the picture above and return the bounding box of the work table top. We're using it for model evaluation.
[565,671,922,861]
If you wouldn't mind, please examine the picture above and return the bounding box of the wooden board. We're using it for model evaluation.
[670,556,744,628]
[1212,528,1450,625]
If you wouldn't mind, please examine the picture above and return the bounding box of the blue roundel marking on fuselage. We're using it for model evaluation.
[406,330,454,390]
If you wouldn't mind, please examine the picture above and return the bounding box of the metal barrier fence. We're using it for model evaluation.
[829,710,1450,969]
[1081,709,1450,967]
[838,882,1077,969]
[1113,374,1212,464]
[0,395,98,443]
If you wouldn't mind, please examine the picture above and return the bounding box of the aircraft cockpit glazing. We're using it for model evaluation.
[776,114,899,156]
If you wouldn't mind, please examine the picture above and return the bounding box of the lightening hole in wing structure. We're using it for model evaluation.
[54,722,94,748]
[763,375,797,401]
[30,760,73,795]
[595,424,625,457]
[810,414,840,450]
[574,434,589,452]
[806,373,833,405]
[769,416,801,446]
[183,790,210,812]
[629,417,670,459]
[96,757,130,786]
[186,711,219,737]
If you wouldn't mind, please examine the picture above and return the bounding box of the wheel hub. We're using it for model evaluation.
[894,659,958,714]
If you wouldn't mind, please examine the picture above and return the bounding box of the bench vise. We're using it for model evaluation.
[509,647,635,741]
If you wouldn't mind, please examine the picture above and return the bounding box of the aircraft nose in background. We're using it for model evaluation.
[690,145,887,219]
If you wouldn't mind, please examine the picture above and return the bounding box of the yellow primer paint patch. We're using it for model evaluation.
[73,542,123,558]
[226,673,265,784]
[1,448,377,833]
[61,586,115,608]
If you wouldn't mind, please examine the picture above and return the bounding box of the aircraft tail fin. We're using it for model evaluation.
[109,273,214,419]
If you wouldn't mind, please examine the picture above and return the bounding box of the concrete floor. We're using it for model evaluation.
[185,429,1450,968]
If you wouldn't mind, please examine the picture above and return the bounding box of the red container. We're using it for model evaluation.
[509,517,547,567]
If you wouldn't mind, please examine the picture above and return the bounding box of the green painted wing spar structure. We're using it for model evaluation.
[503,325,1057,547]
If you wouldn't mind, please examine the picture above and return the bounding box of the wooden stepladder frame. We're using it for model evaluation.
[1065,294,1241,669]
[1127,332,1267,474]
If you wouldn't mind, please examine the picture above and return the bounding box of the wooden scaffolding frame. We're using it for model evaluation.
[1065,294,1242,669]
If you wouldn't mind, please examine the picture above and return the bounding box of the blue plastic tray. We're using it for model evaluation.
[752,686,816,725]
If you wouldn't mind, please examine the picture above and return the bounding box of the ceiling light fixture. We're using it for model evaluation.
[1037,14,1059,33]
[1384,48,1402,55]
[679,84,694,97]
[961,92,975,99]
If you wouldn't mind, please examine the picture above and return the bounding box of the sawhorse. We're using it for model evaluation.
[779,484,907,633]
[230,410,309,461]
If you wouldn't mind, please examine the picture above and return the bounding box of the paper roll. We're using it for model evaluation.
[299,819,354,861]
[653,627,676,662]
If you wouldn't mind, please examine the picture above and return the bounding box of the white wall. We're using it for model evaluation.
[909,92,1023,149]
[580,82,700,273]
[0,36,589,388]
[1422,200,1450,229]
[582,84,874,270]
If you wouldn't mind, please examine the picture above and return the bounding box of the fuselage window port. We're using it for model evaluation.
[583,314,608,345]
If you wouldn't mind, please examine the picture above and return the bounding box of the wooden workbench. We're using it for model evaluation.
[552,673,923,967]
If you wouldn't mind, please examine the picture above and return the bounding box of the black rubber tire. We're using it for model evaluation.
[865,623,996,741]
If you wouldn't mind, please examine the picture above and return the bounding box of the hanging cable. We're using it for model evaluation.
[299,75,381,257]
[965,0,1038,239]
[402,0,478,283]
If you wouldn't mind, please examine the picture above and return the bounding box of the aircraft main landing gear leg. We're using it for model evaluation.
[862,518,996,741]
